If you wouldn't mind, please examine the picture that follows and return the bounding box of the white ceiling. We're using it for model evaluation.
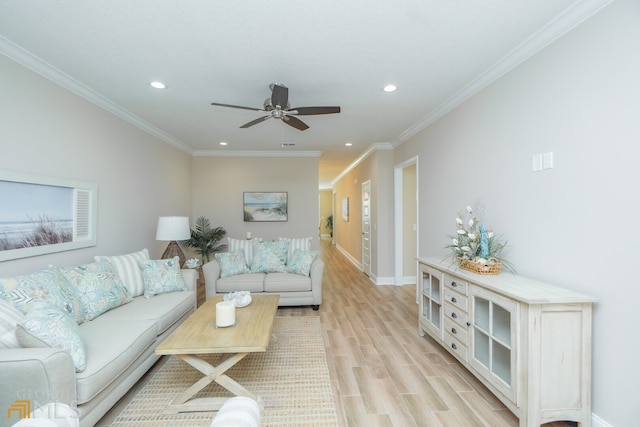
[0,1,605,188]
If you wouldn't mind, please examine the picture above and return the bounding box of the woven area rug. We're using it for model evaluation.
[111,316,338,427]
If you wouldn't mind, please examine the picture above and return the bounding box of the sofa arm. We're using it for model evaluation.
[0,348,76,415]
[181,268,198,292]
[202,260,221,300]
[310,258,324,306]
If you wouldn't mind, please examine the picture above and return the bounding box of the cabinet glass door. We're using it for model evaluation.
[470,288,518,402]
[419,265,443,336]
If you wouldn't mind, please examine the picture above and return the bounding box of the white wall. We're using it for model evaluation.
[395,1,639,425]
[0,55,192,277]
[191,156,320,249]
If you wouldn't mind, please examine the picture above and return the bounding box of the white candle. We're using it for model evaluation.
[246,231,251,239]
[216,301,235,327]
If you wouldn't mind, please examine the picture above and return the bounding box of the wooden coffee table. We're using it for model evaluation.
[155,294,279,413]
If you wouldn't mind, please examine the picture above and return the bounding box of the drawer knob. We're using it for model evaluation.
[451,312,457,319]
[467,322,471,327]
[451,343,457,350]
[451,296,457,303]
[451,327,457,334]
[451,281,457,287]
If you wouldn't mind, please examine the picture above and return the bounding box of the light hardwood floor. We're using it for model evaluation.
[98,239,575,427]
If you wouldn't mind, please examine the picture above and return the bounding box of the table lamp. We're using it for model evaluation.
[156,216,190,267]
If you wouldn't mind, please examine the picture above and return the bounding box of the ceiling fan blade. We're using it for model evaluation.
[211,102,264,112]
[271,84,289,109]
[282,115,309,131]
[240,115,271,128]
[289,106,341,115]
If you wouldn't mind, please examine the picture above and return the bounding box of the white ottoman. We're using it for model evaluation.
[210,396,261,427]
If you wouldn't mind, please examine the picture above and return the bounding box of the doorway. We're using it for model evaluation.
[394,157,418,287]
[361,180,371,277]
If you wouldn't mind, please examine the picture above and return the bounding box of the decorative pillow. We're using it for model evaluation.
[228,237,261,266]
[0,299,24,348]
[0,268,79,320]
[250,240,288,273]
[286,250,319,276]
[279,237,312,262]
[95,248,149,297]
[59,261,132,322]
[216,250,251,277]
[138,257,186,299]
[16,301,87,372]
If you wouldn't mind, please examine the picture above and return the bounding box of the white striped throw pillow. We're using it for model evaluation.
[95,248,149,297]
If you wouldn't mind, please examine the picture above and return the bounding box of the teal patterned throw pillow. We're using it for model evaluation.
[16,301,87,372]
[138,257,186,299]
[286,250,319,276]
[216,250,251,277]
[59,261,132,321]
[250,240,288,273]
[0,267,79,321]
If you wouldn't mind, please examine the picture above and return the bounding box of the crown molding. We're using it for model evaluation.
[394,0,613,146]
[193,150,322,158]
[331,142,393,186]
[0,35,194,155]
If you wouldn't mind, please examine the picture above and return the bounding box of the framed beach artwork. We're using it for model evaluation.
[243,192,288,222]
[0,171,97,261]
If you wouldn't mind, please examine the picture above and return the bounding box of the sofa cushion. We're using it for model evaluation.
[138,257,186,299]
[0,299,23,348]
[286,250,319,276]
[58,262,132,322]
[228,238,261,266]
[98,291,195,336]
[217,273,265,293]
[95,248,150,297]
[1,267,78,320]
[278,237,312,262]
[216,250,250,277]
[16,301,87,372]
[264,272,312,292]
[250,240,288,273]
[76,318,156,404]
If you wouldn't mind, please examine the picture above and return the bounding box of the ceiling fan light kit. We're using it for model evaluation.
[211,83,340,131]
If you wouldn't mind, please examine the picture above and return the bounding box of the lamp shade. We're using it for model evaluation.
[156,216,190,241]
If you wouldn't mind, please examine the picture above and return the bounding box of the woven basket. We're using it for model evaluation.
[459,259,502,275]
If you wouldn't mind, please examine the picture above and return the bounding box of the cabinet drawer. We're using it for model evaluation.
[444,332,467,361]
[444,289,468,311]
[444,274,468,295]
[444,317,468,343]
[444,302,469,328]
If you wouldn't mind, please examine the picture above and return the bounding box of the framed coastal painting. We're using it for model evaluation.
[243,192,288,222]
[0,171,97,261]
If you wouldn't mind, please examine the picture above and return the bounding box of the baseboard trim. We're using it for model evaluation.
[335,244,361,270]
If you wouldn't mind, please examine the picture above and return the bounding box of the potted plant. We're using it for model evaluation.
[326,215,333,237]
[180,216,227,264]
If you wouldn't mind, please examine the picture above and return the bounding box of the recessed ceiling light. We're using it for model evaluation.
[150,81,166,89]
[281,143,295,148]
[219,141,228,146]
[383,84,397,92]
[345,142,353,147]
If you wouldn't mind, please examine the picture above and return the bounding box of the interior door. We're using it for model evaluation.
[362,181,371,277]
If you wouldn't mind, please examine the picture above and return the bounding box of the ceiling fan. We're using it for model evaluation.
[211,83,340,131]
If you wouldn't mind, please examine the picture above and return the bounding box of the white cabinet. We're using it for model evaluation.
[417,257,595,427]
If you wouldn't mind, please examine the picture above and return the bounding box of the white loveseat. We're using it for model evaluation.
[203,237,323,310]
[0,249,197,427]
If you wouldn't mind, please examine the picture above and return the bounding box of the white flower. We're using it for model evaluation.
[469,219,474,228]
[488,231,494,238]
[456,229,466,235]
[466,206,473,214]
[461,246,471,252]
[452,238,459,246]
[468,233,476,240]
[456,217,463,225]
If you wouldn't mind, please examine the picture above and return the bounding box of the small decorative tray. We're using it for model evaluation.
[223,291,252,307]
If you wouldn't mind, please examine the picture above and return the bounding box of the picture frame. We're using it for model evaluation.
[342,197,349,222]
[0,170,97,261]
[243,192,288,222]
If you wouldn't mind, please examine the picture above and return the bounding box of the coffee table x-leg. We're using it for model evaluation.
[163,352,264,414]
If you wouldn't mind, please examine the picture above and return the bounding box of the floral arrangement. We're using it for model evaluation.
[446,205,513,274]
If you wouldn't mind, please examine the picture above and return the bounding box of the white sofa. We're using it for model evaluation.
[203,237,323,310]
[0,249,197,427]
